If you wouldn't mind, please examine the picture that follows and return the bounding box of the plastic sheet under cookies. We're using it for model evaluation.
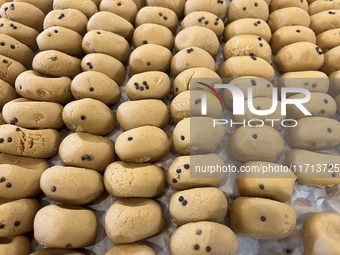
[29,6,340,255]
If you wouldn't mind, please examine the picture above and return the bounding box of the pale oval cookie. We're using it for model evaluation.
[82,30,130,64]
[223,35,272,63]
[2,98,64,129]
[104,243,155,255]
[0,79,17,109]
[87,11,134,41]
[37,26,84,57]
[15,70,72,104]
[0,124,61,158]
[62,98,116,136]
[59,132,115,172]
[267,7,310,33]
[175,26,219,57]
[329,70,340,97]
[181,11,224,38]
[185,0,227,20]
[135,6,178,34]
[147,0,185,17]
[0,34,34,68]
[227,0,269,23]
[0,18,39,49]
[53,0,98,19]
[71,71,121,105]
[33,50,81,78]
[126,71,171,100]
[218,56,275,79]
[44,9,88,36]
[40,166,104,205]
[275,42,324,72]
[310,10,340,35]
[99,0,138,24]
[104,161,165,198]
[13,0,53,14]
[224,18,272,42]
[269,0,308,13]
[0,235,31,255]
[309,0,340,15]
[271,26,316,54]
[171,46,216,77]
[81,53,126,85]
[117,100,169,130]
[129,44,172,74]
[316,28,340,53]
[0,2,45,31]
[34,204,97,249]
[321,45,340,75]
[0,55,26,86]
[105,198,164,243]
[115,126,170,163]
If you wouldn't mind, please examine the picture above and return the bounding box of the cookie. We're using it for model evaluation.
[0,79,17,109]
[218,56,275,79]
[0,55,26,86]
[104,243,155,255]
[285,117,340,150]
[31,249,85,255]
[135,6,178,34]
[33,50,81,78]
[269,0,308,13]
[274,42,324,72]
[169,188,227,225]
[13,0,53,14]
[230,197,296,239]
[15,70,72,104]
[171,47,216,77]
[59,132,115,172]
[172,117,225,156]
[129,44,172,74]
[167,154,224,190]
[278,71,329,97]
[233,98,285,128]
[316,28,340,53]
[223,76,273,110]
[44,9,88,36]
[62,98,116,136]
[304,212,340,255]
[117,100,169,130]
[0,2,44,31]
[286,92,336,119]
[115,126,171,163]
[184,0,227,20]
[0,18,39,49]
[175,26,219,57]
[0,124,61,158]
[238,162,297,202]
[224,18,272,43]
[169,90,222,124]
[99,0,138,24]
[40,166,104,205]
[228,125,284,162]
[0,153,49,199]
[132,23,173,50]
[0,34,33,68]
[309,0,340,15]
[87,11,134,41]
[147,0,185,17]
[53,0,98,19]
[37,26,84,57]
[329,70,340,97]
[310,10,340,35]
[285,149,340,187]
[173,67,221,97]
[321,45,340,75]
[71,71,121,105]
[0,235,31,255]
[104,161,165,198]
[169,222,238,255]
[34,204,97,249]
[105,198,164,243]
[132,0,146,9]
[267,7,310,33]
[82,30,130,64]
[81,53,126,85]
[227,0,269,23]
[2,98,63,128]
[181,11,224,38]
[126,71,171,100]
[0,198,40,237]
[223,35,272,63]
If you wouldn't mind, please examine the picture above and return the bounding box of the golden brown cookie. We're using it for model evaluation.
[53,0,98,19]
[185,0,227,20]
[228,0,269,23]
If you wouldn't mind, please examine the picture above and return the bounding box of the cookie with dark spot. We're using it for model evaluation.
[228,0,269,23]
[53,0,98,19]
[99,0,138,24]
